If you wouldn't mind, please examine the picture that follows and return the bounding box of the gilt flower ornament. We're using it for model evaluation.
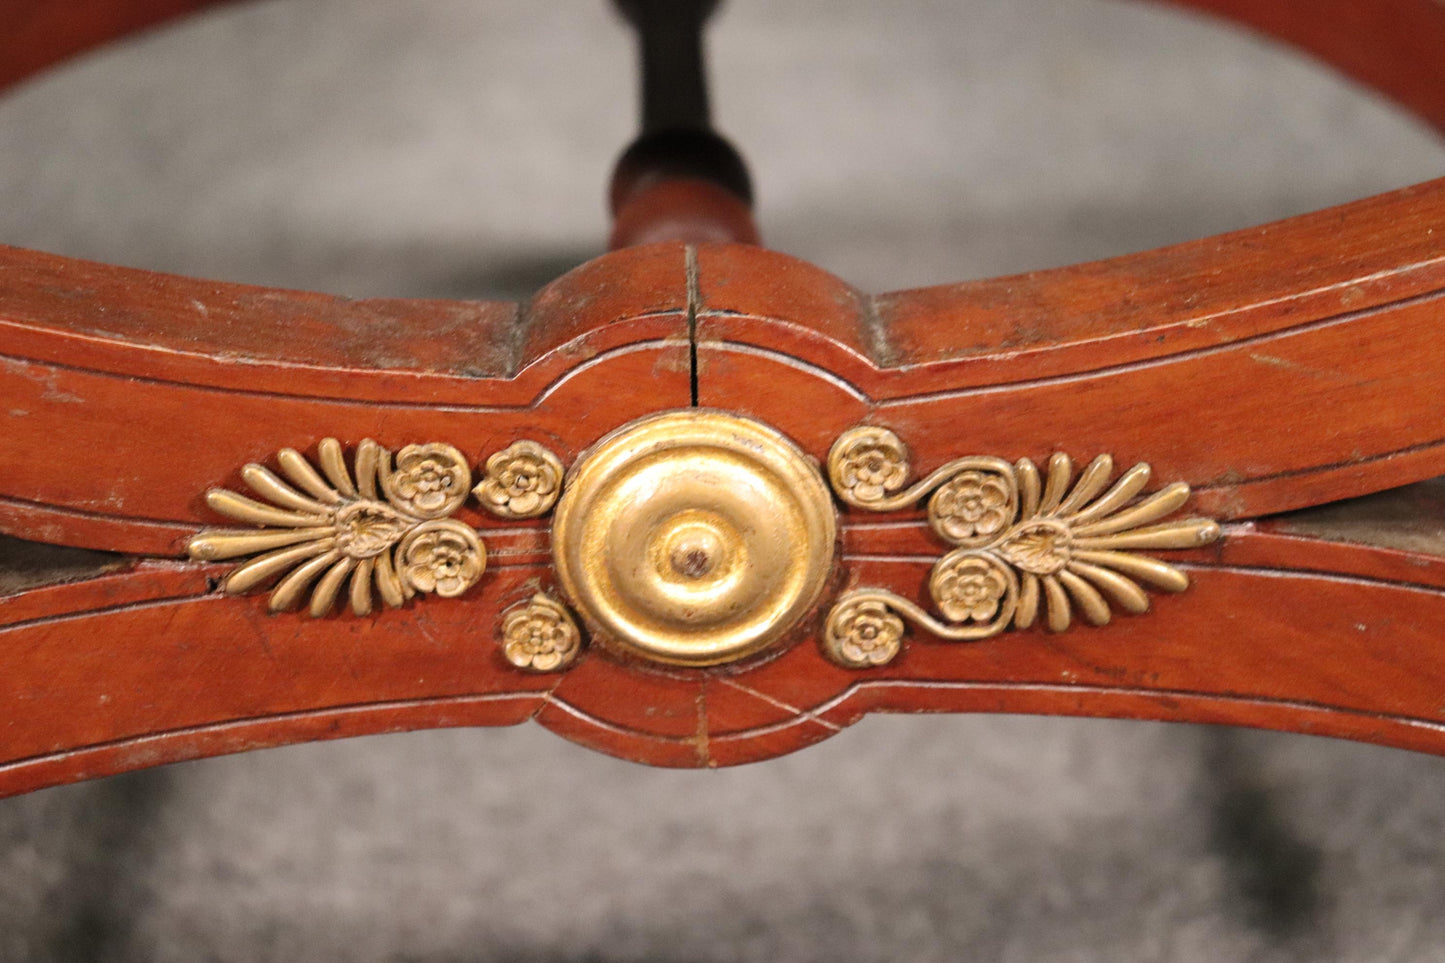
[824,426,1221,667]
[187,437,569,621]
[474,440,566,519]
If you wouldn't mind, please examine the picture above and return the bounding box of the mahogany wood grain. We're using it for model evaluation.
[2,0,1445,788]
[609,178,760,249]
[693,181,1445,520]
[7,176,1444,555]
[1,220,1441,780]
[0,244,692,553]
[2,525,1444,793]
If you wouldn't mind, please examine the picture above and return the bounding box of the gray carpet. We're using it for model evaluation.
[2,2,1444,960]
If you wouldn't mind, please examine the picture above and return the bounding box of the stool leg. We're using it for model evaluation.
[608,0,759,248]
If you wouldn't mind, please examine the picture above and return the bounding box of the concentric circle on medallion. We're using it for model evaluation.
[551,410,836,666]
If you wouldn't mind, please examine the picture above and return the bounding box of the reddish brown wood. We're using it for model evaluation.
[4,525,1445,793]
[695,184,1445,520]
[9,0,1445,138]
[1,204,1442,783]
[609,179,760,249]
[1160,0,1445,134]
[7,181,1443,554]
[0,244,692,553]
[3,0,1445,789]
[0,559,557,796]
[2,0,233,92]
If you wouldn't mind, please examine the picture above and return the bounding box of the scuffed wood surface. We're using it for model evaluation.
[6,179,1445,553]
[695,182,1445,520]
[0,244,692,553]
[2,0,1444,788]
[2,526,1445,792]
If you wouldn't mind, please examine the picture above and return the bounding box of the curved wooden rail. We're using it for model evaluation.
[2,228,1444,786]
[0,243,691,553]
[1164,0,1445,134]
[8,0,1445,138]
[4,0,233,92]
[4,184,1444,552]
[2,521,1444,793]
[694,185,1445,521]
[0,0,1443,790]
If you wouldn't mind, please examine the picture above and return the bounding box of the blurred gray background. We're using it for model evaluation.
[1,1,1444,960]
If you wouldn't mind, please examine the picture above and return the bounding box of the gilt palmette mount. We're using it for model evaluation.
[187,437,564,618]
[823,426,1221,668]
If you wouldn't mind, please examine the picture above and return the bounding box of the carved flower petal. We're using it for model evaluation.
[929,550,1016,628]
[508,490,544,517]
[500,595,581,672]
[396,520,486,598]
[828,427,911,506]
[474,441,566,519]
[384,443,471,519]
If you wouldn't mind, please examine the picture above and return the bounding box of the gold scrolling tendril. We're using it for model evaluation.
[824,427,1221,666]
